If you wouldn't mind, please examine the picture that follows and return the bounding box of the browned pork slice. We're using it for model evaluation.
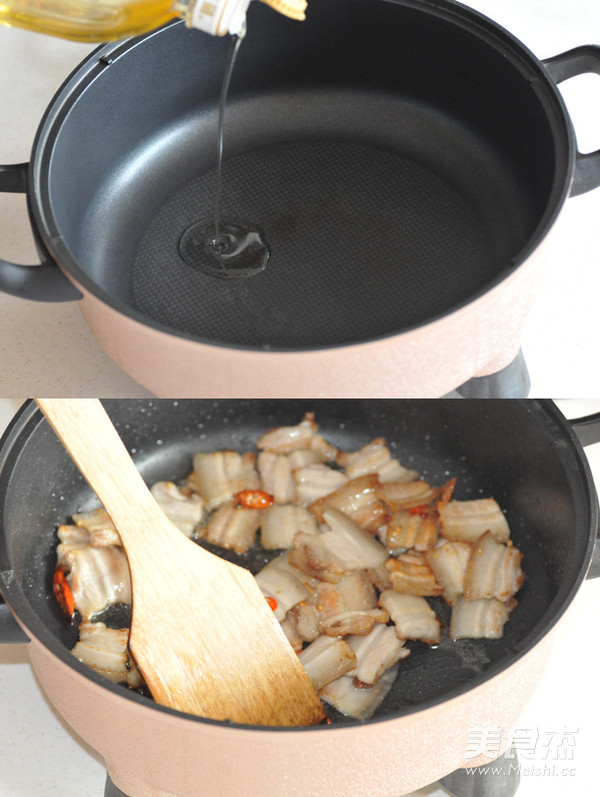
[57,524,94,549]
[310,475,389,533]
[293,463,349,506]
[290,572,388,641]
[378,509,439,552]
[289,531,349,584]
[289,508,388,583]
[256,451,296,504]
[257,412,338,460]
[439,498,510,543]
[346,624,410,686]
[187,450,260,510]
[71,508,121,547]
[425,540,473,604]
[336,437,419,483]
[319,663,399,720]
[260,503,318,549]
[297,635,357,690]
[464,531,524,602]
[279,616,304,652]
[384,552,443,597]
[198,501,261,554]
[450,596,512,639]
[254,552,312,621]
[71,622,143,687]
[375,479,437,512]
[57,535,131,620]
[149,481,204,537]
[379,590,441,644]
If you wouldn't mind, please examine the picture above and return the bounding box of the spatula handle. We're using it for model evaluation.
[36,399,179,549]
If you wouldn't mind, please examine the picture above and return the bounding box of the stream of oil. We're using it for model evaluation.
[179,32,270,279]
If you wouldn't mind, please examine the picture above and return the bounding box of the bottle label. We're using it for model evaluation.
[190,0,250,36]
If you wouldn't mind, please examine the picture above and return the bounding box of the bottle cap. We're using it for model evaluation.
[189,0,307,36]
[189,0,251,36]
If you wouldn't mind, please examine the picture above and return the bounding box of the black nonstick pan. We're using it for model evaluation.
[1,399,599,796]
[0,399,598,717]
[2,0,600,398]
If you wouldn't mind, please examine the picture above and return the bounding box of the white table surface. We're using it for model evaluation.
[0,398,599,796]
[1,0,600,397]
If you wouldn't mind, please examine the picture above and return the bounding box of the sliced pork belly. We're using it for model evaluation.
[336,437,419,483]
[257,451,297,504]
[319,663,399,720]
[57,524,93,549]
[375,479,437,511]
[289,530,350,584]
[255,552,312,621]
[57,543,131,620]
[279,615,304,652]
[187,450,259,510]
[298,635,357,690]
[294,463,348,506]
[260,503,318,550]
[150,481,204,537]
[71,508,121,547]
[450,596,512,639]
[379,590,441,644]
[318,508,389,570]
[72,622,143,687]
[439,498,510,543]
[290,573,388,641]
[257,412,318,454]
[384,552,443,597]
[199,501,261,554]
[310,475,389,533]
[289,508,388,583]
[425,540,473,604]
[346,624,410,686]
[379,509,439,552]
[464,531,524,602]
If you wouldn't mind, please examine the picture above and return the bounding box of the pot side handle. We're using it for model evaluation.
[543,45,600,197]
[0,597,30,644]
[0,163,82,302]
[571,411,600,580]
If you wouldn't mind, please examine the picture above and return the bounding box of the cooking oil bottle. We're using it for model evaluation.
[0,0,307,42]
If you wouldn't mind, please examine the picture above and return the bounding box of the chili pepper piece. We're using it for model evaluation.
[407,504,438,517]
[53,565,75,619]
[265,596,278,611]
[235,489,274,510]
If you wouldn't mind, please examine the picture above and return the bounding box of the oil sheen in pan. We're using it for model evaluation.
[178,32,270,280]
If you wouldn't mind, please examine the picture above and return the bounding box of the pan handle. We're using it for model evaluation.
[570,411,600,580]
[0,597,29,644]
[543,45,600,197]
[0,163,82,302]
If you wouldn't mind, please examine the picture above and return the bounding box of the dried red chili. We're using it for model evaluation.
[53,565,75,619]
[235,489,274,510]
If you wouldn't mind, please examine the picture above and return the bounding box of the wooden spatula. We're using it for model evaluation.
[37,399,325,726]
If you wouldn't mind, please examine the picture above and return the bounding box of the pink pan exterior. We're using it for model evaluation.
[25,617,556,797]
[73,230,554,398]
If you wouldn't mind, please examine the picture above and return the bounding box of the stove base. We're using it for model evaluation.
[105,775,128,797]
[451,350,530,398]
[439,748,520,797]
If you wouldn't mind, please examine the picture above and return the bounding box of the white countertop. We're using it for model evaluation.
[0,398,599,796]
[1,0,600,397]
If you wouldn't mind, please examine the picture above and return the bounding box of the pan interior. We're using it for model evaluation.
[38,0,567,349]
[130,131,519,348]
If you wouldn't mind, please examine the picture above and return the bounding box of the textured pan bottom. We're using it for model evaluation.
[132,140,502,349]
